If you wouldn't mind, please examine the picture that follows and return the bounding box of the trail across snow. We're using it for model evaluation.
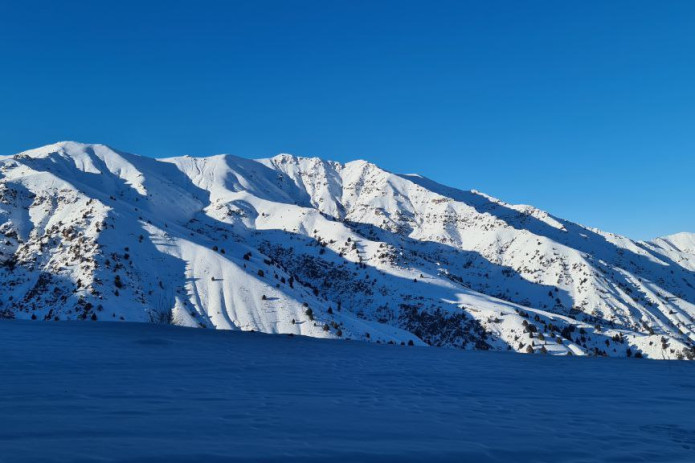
[1,320,694,462]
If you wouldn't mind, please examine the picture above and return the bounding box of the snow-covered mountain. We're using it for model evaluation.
[2,141,694,359]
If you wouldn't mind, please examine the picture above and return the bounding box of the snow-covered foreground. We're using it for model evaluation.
[1,321,694,462]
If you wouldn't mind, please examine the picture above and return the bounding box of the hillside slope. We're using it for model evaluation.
[1,142,694,359]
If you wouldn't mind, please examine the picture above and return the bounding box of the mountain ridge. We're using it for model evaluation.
[2,141,694,359]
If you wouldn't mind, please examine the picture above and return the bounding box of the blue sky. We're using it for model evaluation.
[1,1,694,240]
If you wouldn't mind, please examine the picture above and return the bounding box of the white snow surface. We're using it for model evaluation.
[2,141,695,359]
[1,320,694,462]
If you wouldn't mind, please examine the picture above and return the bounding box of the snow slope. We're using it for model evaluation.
[1,141,695,359]
[1,320,694,462]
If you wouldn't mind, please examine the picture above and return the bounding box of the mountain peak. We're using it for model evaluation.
[20,140,108,155]
[2,142,694,359]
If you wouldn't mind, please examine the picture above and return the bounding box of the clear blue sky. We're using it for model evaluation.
[1,1,694,240]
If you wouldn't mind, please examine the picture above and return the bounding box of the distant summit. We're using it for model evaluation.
[2,142,694,359]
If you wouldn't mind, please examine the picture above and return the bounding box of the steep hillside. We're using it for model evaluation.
[2,142,694,359]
